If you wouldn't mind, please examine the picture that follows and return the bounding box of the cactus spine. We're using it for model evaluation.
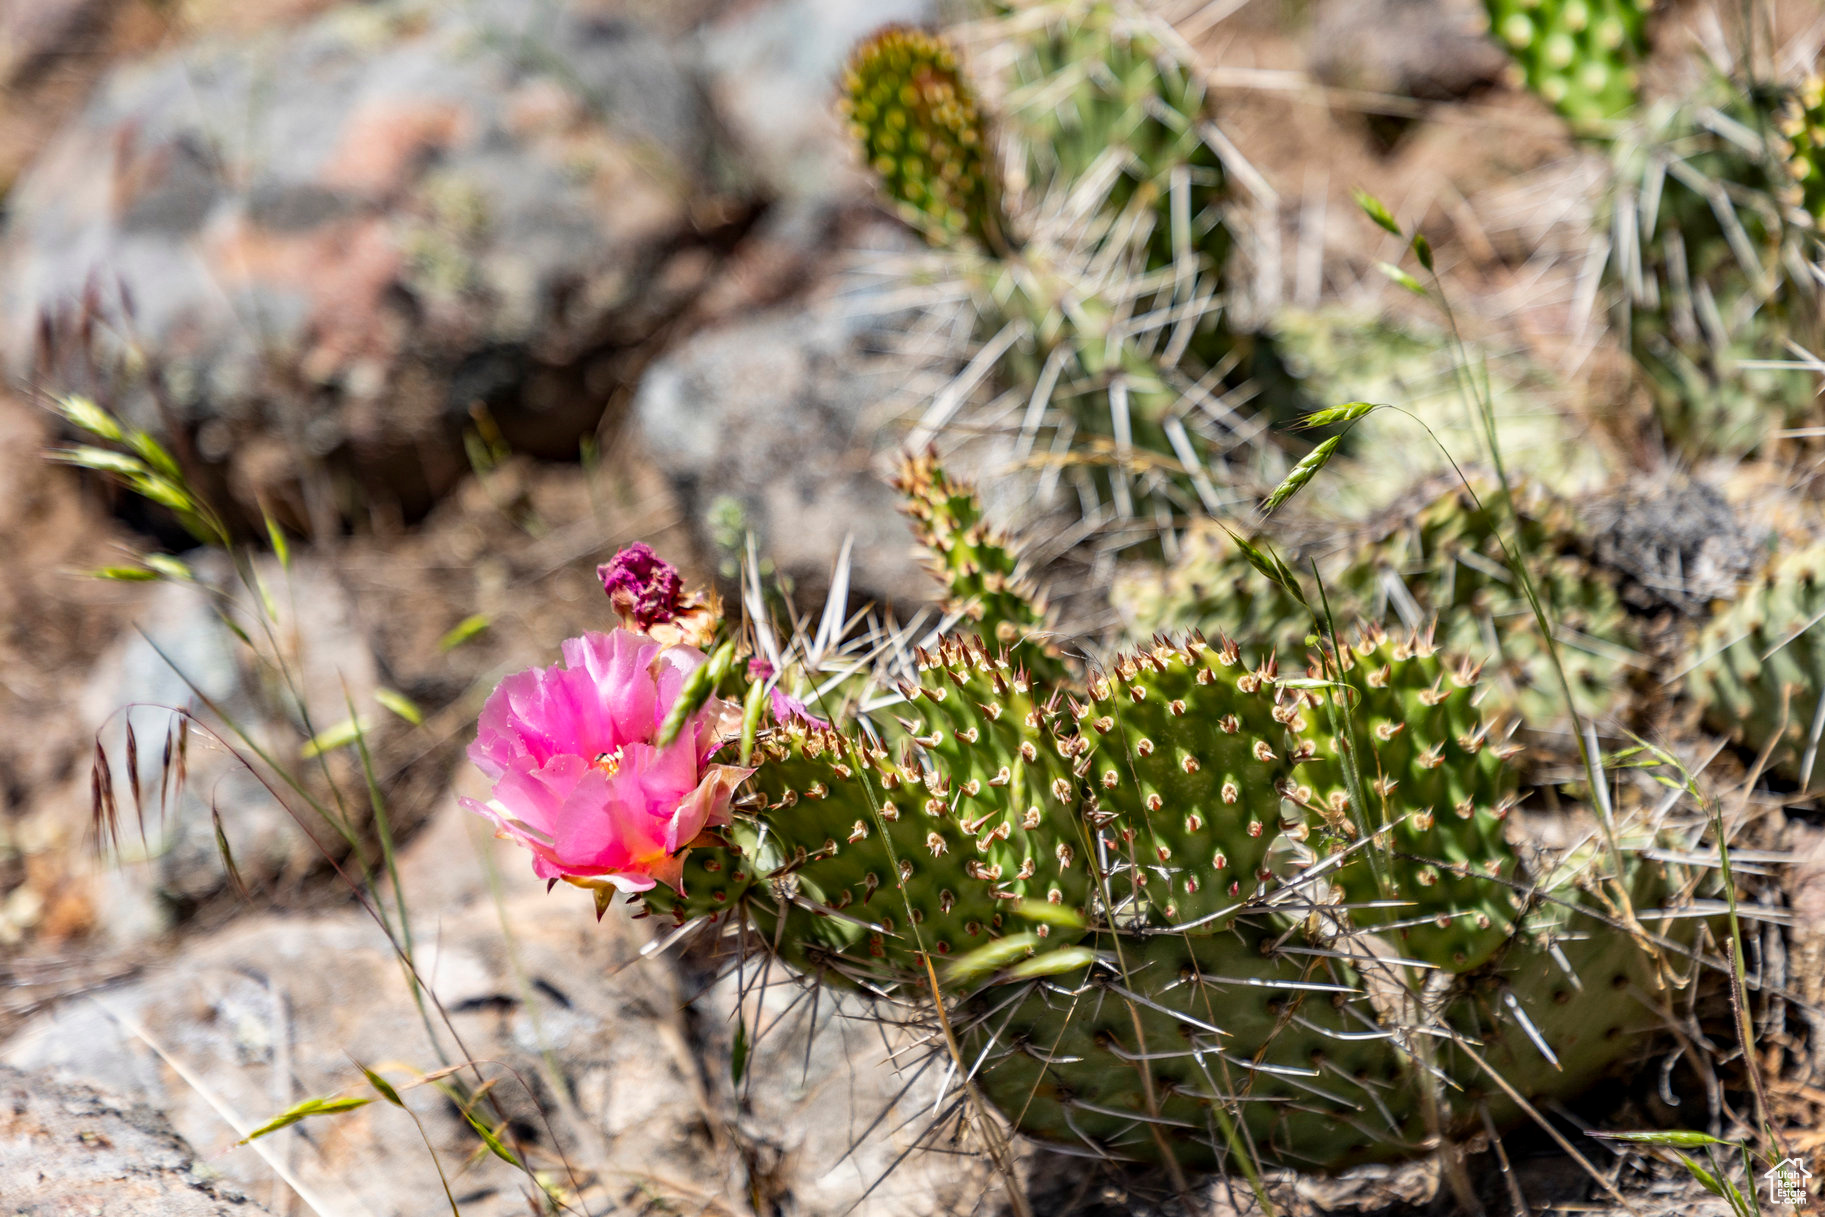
[1607,87,1825,457]
[1115,481,1641,732]
[842,14,1286,526]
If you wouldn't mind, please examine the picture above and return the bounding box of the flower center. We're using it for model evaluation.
[594,747,625,776]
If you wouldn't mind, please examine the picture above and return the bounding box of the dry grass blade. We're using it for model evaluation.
[90,740,118,854]
[211,794,250,902]
[124,720,143,835]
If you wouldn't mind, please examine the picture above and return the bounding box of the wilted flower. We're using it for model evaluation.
[463,630,748,893]
[597,543,720,648]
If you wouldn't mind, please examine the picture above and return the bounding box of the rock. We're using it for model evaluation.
[0,1064,275,1215]
[698,0,934,204]
[1580,475,1762,617]
[2,794,999,1216]
[9,554,386,949]
[2,0,758,529]
[1307,0,1508,104]
[631,282,940,607]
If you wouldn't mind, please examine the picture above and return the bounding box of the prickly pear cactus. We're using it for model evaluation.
[1610,91,1825,457]
[1689,546,1825,788]
[1112,522,1311,660]
[960,921,1431,1172]
[842,27,1001,249]
[1779,75,1825,229]
[1298,627,1524,972]
[1116,481,1641,732]
[1483,0,1651,125]
[1065,637,1308,927]
[894,452,1062,680]
[630,466,1713,1178]
[644,637,1099,983]
[1000,0,1230,273]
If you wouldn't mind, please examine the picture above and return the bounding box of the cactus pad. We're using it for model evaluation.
[1483,0,1650,125]
[1780,75,1825,229]
[1298,627,1524,972]
[1689,546,1825,788]
[843,27,1001,249]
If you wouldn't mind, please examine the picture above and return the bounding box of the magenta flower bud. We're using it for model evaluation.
[597,543,685,631]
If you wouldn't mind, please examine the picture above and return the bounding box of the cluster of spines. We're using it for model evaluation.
[841,27,1002,250]
[1003,1,1230,274]
[1611,86,1823,458]
[1483,0,1650,125]
[1117,481,1638,731]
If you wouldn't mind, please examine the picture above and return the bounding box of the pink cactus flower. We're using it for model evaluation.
[463,630,749,894]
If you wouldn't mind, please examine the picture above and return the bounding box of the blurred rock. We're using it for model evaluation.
[2,795,998,1216]
[2,0,758,530]
[51,556,383,946]
[632,280,939,607]
[698,0,933,204]
[0,1064,275,1215]
[1307,0,1507,103]
[1581,475,1761,617]
[0,0,112,88]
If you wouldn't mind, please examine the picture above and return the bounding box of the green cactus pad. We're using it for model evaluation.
[1298,626,1524,972]
[1116,481,1641,732]
[1483,0,1650,125]
[1440,855,1697,1128]
[1689,546,1825,788]
[1070,636,1307,927]
[643,637,1096,983]
[1003,0,1229,273]
[1611,93,1825,458]
[1780,75,1825,229]
[894,452,1062,681]
[843,27,1002,249]
[959,921,1430,1171]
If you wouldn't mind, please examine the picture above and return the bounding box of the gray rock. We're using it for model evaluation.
[70,556,381,944]
[1307,0,1508,103]
[632,282,940,606]
[3,794,999,1216]
[3,0,756,526]
[0,1064,274,1215]
[1581,476,1762,617]
[697,0,934,203]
